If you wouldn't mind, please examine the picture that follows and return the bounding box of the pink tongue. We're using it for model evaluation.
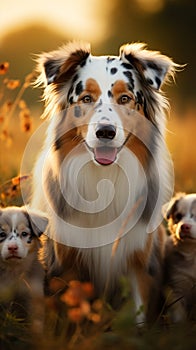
[94,147,117,165]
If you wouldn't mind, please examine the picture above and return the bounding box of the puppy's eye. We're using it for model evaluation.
[81,95,93,104]
[175,213,182,222]
[118,95,132,105]
[0,231,6,238]
[21,232,28,237]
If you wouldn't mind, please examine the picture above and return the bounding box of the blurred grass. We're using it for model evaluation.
[1,296,196,350]
[166,108,196,193]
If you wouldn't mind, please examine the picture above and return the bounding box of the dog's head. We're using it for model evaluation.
[35,42,178,166]
[164,193,196,242]
[0,206,48,262]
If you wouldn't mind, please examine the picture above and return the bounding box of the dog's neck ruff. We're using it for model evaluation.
[46,144,148,250]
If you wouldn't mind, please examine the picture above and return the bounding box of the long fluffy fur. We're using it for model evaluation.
[31,41,179,322]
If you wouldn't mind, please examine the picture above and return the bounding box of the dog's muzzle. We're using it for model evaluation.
[91,124,117,165]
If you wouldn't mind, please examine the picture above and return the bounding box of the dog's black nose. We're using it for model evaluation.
[96,124,116,140]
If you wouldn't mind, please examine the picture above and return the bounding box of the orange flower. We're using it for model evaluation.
[19,108,32,132]
[69,280,82,288]
[87,313,101,323]
[11,177,20,186]
[49,277,66,293]
[80,300,91,316]
[6,79,20,90]
[61,285,83,306]
[19,99,27,109]
[81,282,94,298]
[1,193,6,200]
[0,62,9,75]
[0,129,8,140]
[21,120,32,132]
[67,308,84,323]
[92,299,103,312]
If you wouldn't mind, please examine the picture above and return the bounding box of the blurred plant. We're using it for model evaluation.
[0,174,31,207]
[60,280,102,324]
[0,61,35,147]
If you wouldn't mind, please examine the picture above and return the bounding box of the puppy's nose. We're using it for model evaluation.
[96,124,116,141]
[8,244,18,253]
[181,223,191,233]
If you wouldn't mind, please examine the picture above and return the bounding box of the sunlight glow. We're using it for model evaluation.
[0,0,116,43]
[135,0,164,13]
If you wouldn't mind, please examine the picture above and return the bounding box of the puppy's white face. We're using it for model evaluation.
[0,207,48,262]
[167,194,196,241]
[0,210,34,261]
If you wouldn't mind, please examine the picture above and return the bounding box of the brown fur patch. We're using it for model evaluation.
[55,127,83,164]
[57,50,90,83]
[78,78,101,102]
[126,136,150,167]
[111,80,135,106]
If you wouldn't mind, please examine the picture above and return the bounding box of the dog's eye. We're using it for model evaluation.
[0,231,6,238]
[175,213,182,222]
[81,95,93,104]
[21,232,28,237]
[118,95,132,105]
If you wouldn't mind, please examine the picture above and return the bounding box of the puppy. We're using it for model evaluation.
[0,206,48,331]
[163,193,196,321]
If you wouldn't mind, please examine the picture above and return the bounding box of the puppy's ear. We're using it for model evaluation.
[23,207,48,237]
[120,42,179,90]
[162,193,185,220]
[35,41,91,87]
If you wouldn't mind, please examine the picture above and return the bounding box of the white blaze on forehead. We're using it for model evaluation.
[177,194,196,217]
[77,55,139,149]
[77,55,139,98]
[11,213,20,232]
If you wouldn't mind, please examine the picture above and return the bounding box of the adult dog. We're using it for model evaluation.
[31,42,178,323]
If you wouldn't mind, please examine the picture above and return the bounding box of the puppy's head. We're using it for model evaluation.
[0,206,48,262]
[164,193,196,242]
[35,42,178,166]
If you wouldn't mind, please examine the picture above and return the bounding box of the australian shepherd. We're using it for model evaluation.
[31,42,179,323]
[163,193,196,321]
[0,206,48,330]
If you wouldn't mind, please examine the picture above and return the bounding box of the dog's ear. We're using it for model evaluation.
[35,42,91,87]
[120,42,180,90]
[23,207,49,237]
[162,193,185,220]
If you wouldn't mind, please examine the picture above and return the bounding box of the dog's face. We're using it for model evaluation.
[0,207,48,262]
[67,56,137,165]
[36,42,177,166]
[165,193,196,242]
